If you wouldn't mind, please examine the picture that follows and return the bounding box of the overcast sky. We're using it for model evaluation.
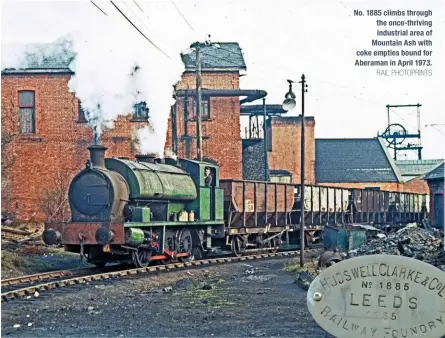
[2,0,444,160]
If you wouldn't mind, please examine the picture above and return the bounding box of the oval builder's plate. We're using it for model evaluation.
[307,254,445,338]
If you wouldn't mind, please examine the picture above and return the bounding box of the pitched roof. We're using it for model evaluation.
[181,42,246,71]
[2,41,246,74]
[395,159,444,177]
[315,138,403,183]
[424,163,444,181]
[2,41,75,73]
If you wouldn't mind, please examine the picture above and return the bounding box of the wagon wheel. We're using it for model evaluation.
[132,248,151,268]
[231,235,247,257]
[268,237,280,254]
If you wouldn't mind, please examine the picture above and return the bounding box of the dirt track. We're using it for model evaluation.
[1,257,330,337]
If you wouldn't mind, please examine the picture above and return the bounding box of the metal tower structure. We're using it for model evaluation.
[377,104,423,160]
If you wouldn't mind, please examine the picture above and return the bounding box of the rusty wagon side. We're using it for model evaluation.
[220,179,295,234]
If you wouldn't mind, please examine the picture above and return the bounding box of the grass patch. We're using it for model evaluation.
[1,251,27,271]
[177,282,236,310]
[284,258,319,276]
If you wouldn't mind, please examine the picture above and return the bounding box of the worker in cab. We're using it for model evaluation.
[204,167,213,187]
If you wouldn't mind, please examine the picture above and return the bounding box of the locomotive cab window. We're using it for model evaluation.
[18,90,35,134]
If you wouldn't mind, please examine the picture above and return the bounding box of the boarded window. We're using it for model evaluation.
[192,98,210,120]
[133,101,149,121]
[19,91,35,134]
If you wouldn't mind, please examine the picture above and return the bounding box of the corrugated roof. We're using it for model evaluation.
[315,138,402,183]
[424,163,444,181]
[2,41,246,74]
[395,159,444,177]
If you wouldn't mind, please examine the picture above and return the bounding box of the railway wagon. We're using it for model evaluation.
[291,185,429,244]
[42,146,293,267]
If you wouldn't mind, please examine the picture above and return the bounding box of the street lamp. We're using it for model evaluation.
[282,79,296,111]
[282,75,307,267]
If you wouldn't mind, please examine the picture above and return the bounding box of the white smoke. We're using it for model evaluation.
[132,125,156,156]
[2,2,196,157]
[66,2,192,155]
[164,149,178,160]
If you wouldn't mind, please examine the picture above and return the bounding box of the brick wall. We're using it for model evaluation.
[401,176,429,194]
[166,72,242,179]
[318,178,429,194]
[2,74,150,221]
[266,116,315,184]
[318,182,402,191]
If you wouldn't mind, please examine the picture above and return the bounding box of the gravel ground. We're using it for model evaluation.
[1,257,329,337]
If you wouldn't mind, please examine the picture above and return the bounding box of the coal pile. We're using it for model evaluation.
[348,226,445,268]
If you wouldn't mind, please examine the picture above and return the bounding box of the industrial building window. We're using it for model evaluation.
[78,100,87,122]
[18,90,35,134]
[132,101,149,121]
[192,98,210,120]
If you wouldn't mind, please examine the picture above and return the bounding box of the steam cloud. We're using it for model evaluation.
[2,2,196,157]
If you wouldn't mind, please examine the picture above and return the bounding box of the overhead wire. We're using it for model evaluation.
[171,1,194,32]
[389,108,419,131]
[109,0,170,59]
[91,1,108,15]
[122,1,158,41]
[133,0,148,19]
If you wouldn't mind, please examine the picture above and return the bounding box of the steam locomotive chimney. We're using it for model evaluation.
[88,145,107,168]
[135,154,157,164]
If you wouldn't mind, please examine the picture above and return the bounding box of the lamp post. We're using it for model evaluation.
[282,75,308,267]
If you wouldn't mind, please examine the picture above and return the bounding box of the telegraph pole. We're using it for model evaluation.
[191,42,203,161]
[299,74,308,267]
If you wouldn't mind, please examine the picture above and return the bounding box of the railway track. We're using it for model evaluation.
[1,250,303,302]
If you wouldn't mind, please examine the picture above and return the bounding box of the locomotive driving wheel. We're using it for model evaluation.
[177,229,194,262]
[132,248,151,268]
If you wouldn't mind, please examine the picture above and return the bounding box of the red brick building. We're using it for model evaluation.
[1,42,251,222]
[266,116,316,184]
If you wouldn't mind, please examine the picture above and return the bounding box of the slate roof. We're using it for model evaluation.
[2,42,75,73]
[2,41,246,73]
[315,138,402,183]
[395,159,444,178]
[181,42,246,71]
[424,163,444,181]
